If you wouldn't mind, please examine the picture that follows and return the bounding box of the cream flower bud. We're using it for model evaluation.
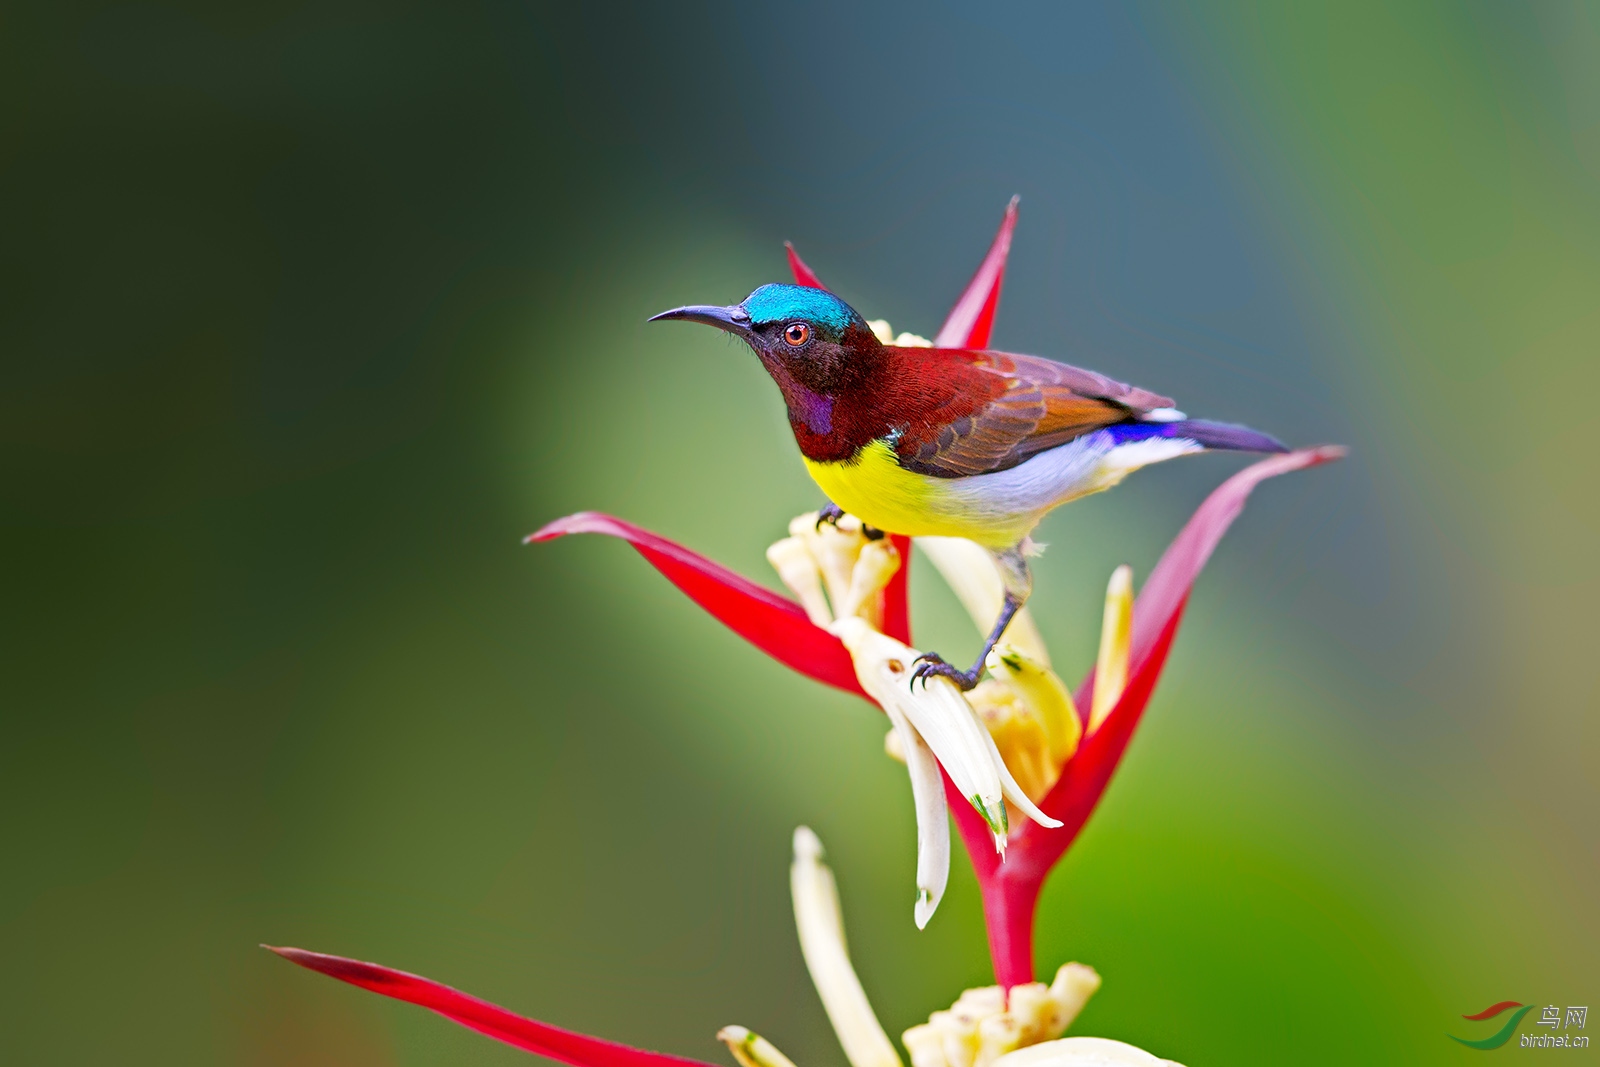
[866,319,935,348]
[1090,566,1133,733]
[717,1027,801,1067]
[1003,983,1053,1044]
[976,1012,1026,1067]
[791,828,904,1067]
[838,537,901,624]
[903,1024,950,1067]
[956,987,1007,1015]
[807,519,869,616]
[767,536,834,626]
[1046,964,1101,1033]
[929,1009,981,1067]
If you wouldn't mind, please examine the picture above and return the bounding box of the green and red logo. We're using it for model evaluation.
[1451,1002,1535,1050]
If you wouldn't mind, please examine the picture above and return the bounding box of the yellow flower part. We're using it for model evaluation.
[985,646,1081,771]
[1089,565,1133,733]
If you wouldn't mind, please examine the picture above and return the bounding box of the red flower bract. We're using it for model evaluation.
[267,946,715,1067]
[526,511,870,697]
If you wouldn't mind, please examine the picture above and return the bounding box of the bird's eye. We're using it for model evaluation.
[783,322,811,347]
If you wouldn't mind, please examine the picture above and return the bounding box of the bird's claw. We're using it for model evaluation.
[815,503,886,540]
[909,652,982,691]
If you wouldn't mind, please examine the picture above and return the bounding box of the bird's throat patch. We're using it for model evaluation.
[792,386,833,435]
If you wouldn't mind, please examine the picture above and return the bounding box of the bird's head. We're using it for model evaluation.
[650,284,882,400]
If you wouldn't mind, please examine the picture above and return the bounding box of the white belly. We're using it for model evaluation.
[937,431,1204,545]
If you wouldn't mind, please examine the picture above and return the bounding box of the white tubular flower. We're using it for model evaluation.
[887,702,951,930]
[846,644,950,927]
[792,512,867,614]
[831,618,1062,854]
[790,828,904,1067]
[971,717,1064,841]
[916,537,1050,665]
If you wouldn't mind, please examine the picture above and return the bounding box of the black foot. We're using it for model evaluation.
[817,503,884,540]
[910,652,983,691]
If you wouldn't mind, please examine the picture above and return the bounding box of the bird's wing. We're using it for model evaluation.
[898,350,1175,478]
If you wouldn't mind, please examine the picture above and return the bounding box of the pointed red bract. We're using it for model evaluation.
[785,242,827,289]
[1032,445,1346,851]
[267,947,716,1067]
[528,512,865,698]
[934,197,1019,349]
[957,445,1344,987]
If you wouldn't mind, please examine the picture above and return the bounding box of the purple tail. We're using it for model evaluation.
[1169,418,1287,453]
[1112,418,1287,454]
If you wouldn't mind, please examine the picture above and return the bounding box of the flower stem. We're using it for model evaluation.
[944,774,1048,989]
[978,868,1044,990]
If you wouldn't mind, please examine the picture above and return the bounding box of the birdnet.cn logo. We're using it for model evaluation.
[1451,1002,1589,1050]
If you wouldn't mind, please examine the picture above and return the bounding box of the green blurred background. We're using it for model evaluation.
[3,2,1596,1063]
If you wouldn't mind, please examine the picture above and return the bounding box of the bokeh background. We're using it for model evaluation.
[4,2,1597,1063]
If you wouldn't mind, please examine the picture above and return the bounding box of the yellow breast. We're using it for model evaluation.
[802,439,1025,546]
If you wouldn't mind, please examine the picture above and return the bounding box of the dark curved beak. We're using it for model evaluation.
[648,304,751,335]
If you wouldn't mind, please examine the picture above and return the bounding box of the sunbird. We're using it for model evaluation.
[652,284,1286,690]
